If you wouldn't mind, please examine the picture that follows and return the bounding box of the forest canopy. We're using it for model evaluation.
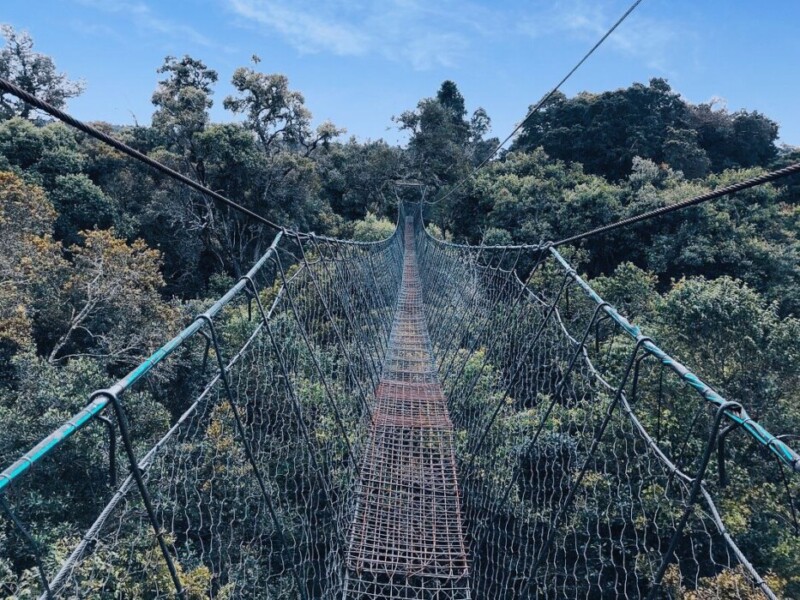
[0,24,799,598]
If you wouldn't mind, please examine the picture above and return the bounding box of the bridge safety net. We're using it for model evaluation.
[1,204,798,599]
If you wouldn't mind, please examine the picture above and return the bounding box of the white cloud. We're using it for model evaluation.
[517,0,683,73]
[74,0,225,50]
[224,0,487,70]
[227,0,369,56]
[69,19,122,40]
[222,0,689,73]
[401,32,468,70]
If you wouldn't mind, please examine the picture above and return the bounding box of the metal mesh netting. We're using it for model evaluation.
[2,202,799,599]
[413,208,799,599]
[0,220,404,599]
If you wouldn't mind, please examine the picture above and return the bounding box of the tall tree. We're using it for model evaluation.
[149,56,228,283]
[222,60,342,244]
[396,78,495,239]
[0,25,84,119]
[224,60,344,159]
[151,55,218,182]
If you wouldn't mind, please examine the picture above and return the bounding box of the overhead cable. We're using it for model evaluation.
[554,160,800,246]
[0,77,283,231]
[429,0,645,205]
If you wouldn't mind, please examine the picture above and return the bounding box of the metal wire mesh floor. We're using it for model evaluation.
[344,218,470,599]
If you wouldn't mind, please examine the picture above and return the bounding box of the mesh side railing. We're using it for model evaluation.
[414,206,800,600]
[0,216,404,599]
[3,199,799,599]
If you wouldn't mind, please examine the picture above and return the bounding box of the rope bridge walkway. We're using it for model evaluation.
[1,205,799,599]
[344,218,469,598]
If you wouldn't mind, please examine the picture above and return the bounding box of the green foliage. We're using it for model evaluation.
[318,139,405,221]
[482,227,512,245]
[662,564,787,599]
[424,222,449,241]
[653,276,800,428]
[49,173,118,244]
[352,212,395,242]
[591,262,658,321]
[396,80,495,188]
[512,78,778,181]
[0,25,84,120]
[663,126,711,179]
[0,27,797,600]
[0,117,46,169]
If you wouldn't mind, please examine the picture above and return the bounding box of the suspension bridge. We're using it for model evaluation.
[1,191,799,598]
[2,2,800,594]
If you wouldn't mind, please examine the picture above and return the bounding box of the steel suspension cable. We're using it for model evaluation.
[0,77,284,231]
[429,0,645,205]
[553,160,800,247]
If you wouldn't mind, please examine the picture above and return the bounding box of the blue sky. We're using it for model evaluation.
[4,0,800,146]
